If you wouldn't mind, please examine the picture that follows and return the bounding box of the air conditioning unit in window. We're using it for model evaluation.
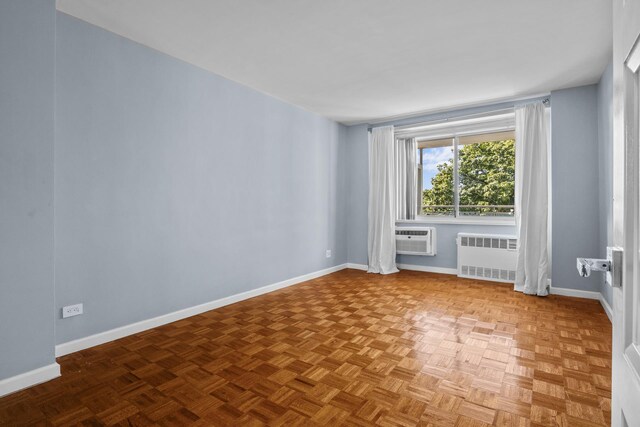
[396,227,436,256]
[457,233,518,283]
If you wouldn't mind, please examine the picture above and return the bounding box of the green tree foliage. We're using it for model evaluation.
[422,139,515,216]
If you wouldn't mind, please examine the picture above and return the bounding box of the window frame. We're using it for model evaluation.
[414,129,516,225]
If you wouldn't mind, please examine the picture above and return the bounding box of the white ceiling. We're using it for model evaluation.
[56,0,612,125]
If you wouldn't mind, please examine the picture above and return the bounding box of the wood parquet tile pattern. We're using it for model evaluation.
[0,270,612,426]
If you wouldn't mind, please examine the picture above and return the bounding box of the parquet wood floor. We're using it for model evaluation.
[0,269,612,426]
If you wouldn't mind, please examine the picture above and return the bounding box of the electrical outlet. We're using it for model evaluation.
[62,303,83,318]
[326,249,332,258]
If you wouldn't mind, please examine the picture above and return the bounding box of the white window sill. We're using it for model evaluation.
[397,217,516,226]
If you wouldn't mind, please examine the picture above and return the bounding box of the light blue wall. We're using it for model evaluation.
[551,85,601,292]
[0,0,56,379]
[54,13,348,344]
[597,61,614,305]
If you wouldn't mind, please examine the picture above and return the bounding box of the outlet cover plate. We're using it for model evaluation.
[62,303,83,318]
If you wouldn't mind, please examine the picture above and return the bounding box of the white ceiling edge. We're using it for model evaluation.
[56,0,612,126]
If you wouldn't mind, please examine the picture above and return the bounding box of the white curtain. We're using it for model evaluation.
[396,138,418,220]
[368,126,399,274]
[514,102,549,296]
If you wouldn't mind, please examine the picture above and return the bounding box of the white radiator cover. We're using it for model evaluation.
[457,233,517,283]
[396,227,436,256]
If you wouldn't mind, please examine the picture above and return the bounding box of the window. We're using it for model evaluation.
[418,138,454,216]
[418,130,515,218]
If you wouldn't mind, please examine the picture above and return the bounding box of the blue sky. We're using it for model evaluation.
[421,146,453,190]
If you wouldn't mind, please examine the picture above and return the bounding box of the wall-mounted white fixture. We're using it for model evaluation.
[396,227,436,256]
[62,303,83,318]
[457,233,517,283]
[576,246,622,287]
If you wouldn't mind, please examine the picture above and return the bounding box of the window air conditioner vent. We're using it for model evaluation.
[395,227,436,256]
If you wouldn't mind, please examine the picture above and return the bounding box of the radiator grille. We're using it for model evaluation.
[461,265,516,281]
[458,233,518,283]
[460,236,517,251]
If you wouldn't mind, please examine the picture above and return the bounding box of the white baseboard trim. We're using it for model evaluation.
[599,293,613,323]
[397,263,457,275]
[56,263,348,357]
[0,363,60,398]
[549,287,601,299]
[346,262,458,276]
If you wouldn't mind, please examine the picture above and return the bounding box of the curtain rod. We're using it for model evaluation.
[368,96,550,133]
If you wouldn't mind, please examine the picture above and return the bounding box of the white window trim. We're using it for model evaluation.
[397,217,515,226]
